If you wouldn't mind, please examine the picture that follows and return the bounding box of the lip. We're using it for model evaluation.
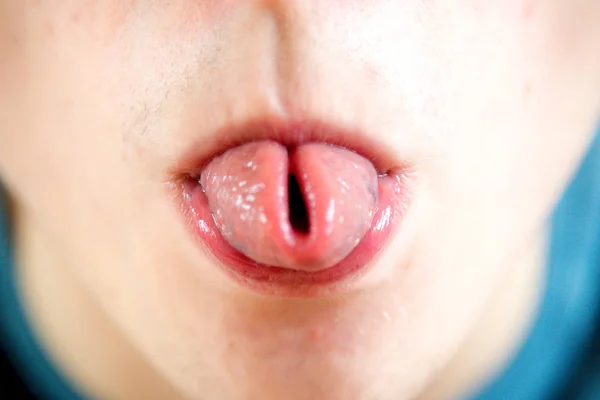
[174,118,413,297]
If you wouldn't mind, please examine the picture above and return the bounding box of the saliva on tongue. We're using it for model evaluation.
[200,141,379,271]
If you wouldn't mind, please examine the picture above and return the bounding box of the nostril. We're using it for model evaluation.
[288,173,310,234]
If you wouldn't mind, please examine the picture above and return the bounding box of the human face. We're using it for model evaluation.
[0,1,599,399]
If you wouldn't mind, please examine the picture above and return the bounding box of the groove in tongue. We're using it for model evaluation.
[200,141,379,271]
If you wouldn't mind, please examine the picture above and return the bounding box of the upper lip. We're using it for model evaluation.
[170,117,410,180]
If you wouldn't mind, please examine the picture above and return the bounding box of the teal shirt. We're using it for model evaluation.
[2,129,600,399]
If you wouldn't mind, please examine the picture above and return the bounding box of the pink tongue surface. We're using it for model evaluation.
[200,141,378,271]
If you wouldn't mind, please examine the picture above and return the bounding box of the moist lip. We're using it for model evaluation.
[176,119,402,179]
[175,120,412,297]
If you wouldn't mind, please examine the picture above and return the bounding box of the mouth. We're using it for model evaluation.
[174,118,413,297]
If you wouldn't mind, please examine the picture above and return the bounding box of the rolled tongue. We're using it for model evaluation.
[200,141,379,271]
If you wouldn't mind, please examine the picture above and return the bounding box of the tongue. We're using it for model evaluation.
[200,141,379,271]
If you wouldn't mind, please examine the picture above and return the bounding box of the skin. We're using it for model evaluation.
[1,1,600,399]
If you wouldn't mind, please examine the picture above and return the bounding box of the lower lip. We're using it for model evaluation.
[180,161,409,297]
